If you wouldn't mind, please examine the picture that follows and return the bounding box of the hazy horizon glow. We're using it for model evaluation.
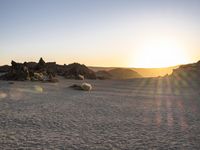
[0,0,200,68]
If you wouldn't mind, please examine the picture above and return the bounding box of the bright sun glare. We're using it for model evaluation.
[133,38,189,68]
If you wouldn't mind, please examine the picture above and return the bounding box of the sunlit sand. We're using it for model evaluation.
[0,77,199,149]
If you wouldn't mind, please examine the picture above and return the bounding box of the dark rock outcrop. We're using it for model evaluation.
[25,62,37,70]
[56,64,68,76]
[35,57,46,70]
[0,61,30,81]
[0,58,97,81]
[64,63,96,79]
[0,58,58,81]
[0,65,11,73]
[46,62,57,77]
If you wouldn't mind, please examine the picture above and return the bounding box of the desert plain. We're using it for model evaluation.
[0,77,200,149]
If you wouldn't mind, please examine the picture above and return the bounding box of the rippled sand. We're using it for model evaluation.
[0,77,200,149]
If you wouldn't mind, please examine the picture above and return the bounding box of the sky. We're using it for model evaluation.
[0,0,200,68]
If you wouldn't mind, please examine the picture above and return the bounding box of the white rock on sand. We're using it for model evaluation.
[81,82,92,91]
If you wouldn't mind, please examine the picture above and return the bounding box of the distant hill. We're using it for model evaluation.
[96,70,113,79]
[90,66,179,78]
[108,68,142,79]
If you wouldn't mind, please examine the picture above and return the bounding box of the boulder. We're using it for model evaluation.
[25,62,37,70]
[0,58,95,82]
[56,64,67,76]
[69,82,92,91]
[0,61,30,81]
[64,63,96,79]
[35,57,46,70]
[81,83,92,91]
[46,62,57,76]
[167,60,200,86]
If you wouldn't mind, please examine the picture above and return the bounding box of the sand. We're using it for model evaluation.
[0,77,200,149]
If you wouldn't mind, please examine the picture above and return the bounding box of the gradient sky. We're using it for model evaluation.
[0,0,200,67]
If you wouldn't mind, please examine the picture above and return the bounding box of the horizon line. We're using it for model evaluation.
[0,58,198,69]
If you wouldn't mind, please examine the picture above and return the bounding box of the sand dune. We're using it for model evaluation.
[0,77,200,149]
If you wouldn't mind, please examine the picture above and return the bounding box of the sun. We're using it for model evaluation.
[132,38,189,68]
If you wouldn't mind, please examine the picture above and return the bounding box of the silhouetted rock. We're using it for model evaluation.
[0,65,11,73]
[0,61,30,81]
[32,58,57,78]
[64,63,96,79]
[46,62,57,77]
[26,62,37,70]
[96,70,112,79]
[0,58,97,81]
[39,57,45,65]
[108,68,142,79]
[36,57,46,70]
[56,64,67,76]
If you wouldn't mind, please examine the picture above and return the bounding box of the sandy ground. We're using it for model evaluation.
[0,77,200,149]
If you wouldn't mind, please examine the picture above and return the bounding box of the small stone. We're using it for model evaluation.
[81,83,92,91]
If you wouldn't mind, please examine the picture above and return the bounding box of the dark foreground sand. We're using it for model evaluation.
[0,77,200,149]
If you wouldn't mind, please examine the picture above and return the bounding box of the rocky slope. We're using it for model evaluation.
[0,58,97,81]
[162,60,200,87]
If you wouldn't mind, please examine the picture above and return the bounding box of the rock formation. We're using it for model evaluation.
[0,58,58,81]
[0,61,30,81]
[171,62,200,80]
[0,65,11,73]
[64,63,96,79]
[36,57,46,70]
[164,60,200,87]
[0,58,97,81]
